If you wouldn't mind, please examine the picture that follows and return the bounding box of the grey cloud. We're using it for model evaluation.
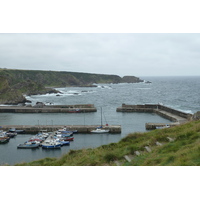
[0,33,199,76]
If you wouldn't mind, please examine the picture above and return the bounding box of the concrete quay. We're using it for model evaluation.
[1,125,121,134]
[0,104,97,113]
[117,104,193,129]
[145,122,179,130]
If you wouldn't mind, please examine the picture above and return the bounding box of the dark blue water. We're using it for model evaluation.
[0,76,199,165]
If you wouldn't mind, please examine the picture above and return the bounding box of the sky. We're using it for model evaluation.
[0,33,200,77]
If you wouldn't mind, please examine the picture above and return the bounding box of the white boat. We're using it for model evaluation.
[42,140,61,149]
[156,124,170,129]
[90,107,109,133]
[91,128,109,133]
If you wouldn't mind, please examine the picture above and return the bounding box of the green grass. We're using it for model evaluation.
[15,120,200,166]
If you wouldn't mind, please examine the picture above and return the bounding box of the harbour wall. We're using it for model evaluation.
[145,122,179,130]
[0,104,97,113]
[1,125,121,134]
[117,104,193,129]
[116,104,192,121]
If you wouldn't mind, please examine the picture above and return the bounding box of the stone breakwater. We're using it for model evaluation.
[117,104,193,129]
[1,125,121,134]
[0,104,97,113]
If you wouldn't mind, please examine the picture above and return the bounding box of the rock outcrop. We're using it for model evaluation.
[193,111,200,120]
[121,76,143,83]
[0,69,144,104]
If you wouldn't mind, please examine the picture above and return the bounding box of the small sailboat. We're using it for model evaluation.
[91,107,109,133]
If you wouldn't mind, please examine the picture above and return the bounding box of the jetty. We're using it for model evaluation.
[0,125,121,134]
[0,104,97,113]
[117,104,193,130]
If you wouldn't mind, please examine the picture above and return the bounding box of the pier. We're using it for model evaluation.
[0,125,121,134]
[0,104,97,113]
[117,104,193,129]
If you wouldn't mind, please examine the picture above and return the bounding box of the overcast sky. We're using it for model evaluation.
[0,33,200,77]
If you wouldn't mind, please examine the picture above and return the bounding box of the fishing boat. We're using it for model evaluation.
[0,137,10,144]
[55,138,70,146]
[91,107,110,133]
[62,136,74,141]
[42,141,62,149]
[17,142,39,149]
[56,128,73,135]
[9,128,25,134]
[37,130,49,138]
[6,131,17,138]
[60,140,70,145]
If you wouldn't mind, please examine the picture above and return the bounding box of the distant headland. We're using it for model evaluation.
[0,68,144,104]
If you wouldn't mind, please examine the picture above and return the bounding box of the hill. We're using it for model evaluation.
[0,69,143,104]
[15,119,200,166]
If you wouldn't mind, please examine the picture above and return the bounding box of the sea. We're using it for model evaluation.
[0,76,199,165]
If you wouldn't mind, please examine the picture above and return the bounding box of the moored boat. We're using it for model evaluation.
[9,128,25,134]
[90,107,110,133]
[55,139,70,146]
[90,128,109,133]
[17,142,39,149]
[0,137,10,144]
[6,131,17,138]
[156,125,170,129]
[42,141,62,149]
[62,135,74,141]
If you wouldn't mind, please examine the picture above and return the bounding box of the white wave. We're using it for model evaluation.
[96,85,112,89]
[135,88,151,90]
[178,109,193,114]
[0,104,15,106]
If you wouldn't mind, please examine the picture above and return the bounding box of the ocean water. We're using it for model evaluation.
[0,76,199,165]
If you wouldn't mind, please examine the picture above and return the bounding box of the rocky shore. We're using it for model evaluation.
[0,69,144,104]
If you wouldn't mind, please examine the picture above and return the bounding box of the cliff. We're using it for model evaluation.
[0,69,143,104]
[122,76,143,83]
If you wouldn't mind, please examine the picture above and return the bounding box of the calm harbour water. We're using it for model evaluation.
[0,76,199,165]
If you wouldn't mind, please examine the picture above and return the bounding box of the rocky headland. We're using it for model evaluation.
[0,69,144,104]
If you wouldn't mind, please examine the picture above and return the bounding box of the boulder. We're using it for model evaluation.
[193,111,200,120]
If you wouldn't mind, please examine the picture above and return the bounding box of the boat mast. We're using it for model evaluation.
[101,107,102,126]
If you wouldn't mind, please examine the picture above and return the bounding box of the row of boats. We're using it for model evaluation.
[17,128,76,149]
[0,128,23,144]
[0,124,110,146]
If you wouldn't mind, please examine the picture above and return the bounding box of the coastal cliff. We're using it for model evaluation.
[0,69,144,104]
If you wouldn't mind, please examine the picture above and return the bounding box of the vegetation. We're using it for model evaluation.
[0,68,133,87]
[0,68,143,104]
[15,120,200,166]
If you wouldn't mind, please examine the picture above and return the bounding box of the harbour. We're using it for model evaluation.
[0,76,199,165]
[117,103,193,129]
[0,124,121,134]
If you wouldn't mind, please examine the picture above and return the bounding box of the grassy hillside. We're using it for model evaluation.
[0,69,125,87]
[15,119,200,166]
